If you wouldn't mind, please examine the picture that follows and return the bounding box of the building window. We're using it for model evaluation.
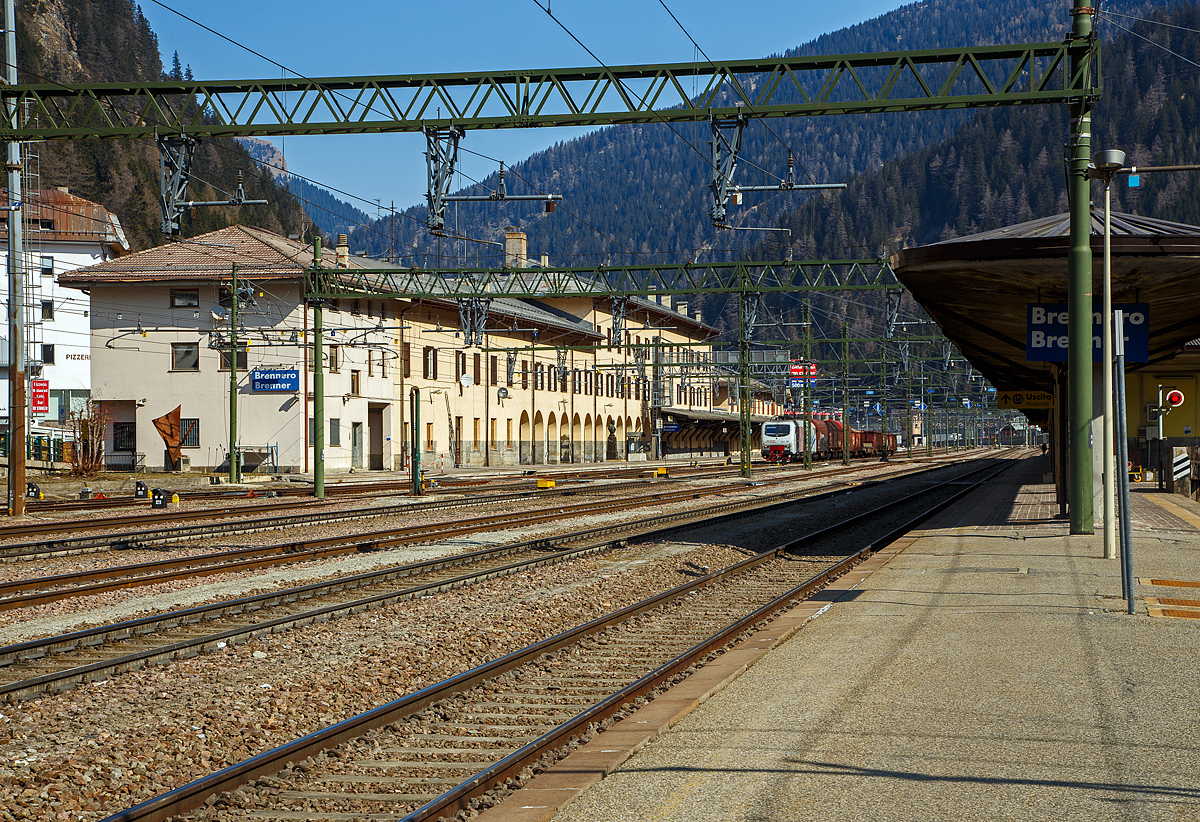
[41,344,55,365]
[40,255,54,277]
[549,367,558,392]
[350,299,361,316]
[521,360,528,390]
[403,342,412,378]
[329,418,341,447]
[490,355,498,386]
[180,418,200,448]
[473,353,481,386]
[328,345,340,373]
[423,346,438,379]
[172,342,200,371]
[113,422,136,451]
[473,417,480,450]
[426,422,434,450]
[490,418,497,450]
[350,370,361,396]
[367,351,374,377]
[506,418,513,448]
[41,300,54,321]
[219,348,248,371]
[170,289,200,308]
[380,353,387,379]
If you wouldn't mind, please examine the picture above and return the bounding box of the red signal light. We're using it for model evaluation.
[1166,389,1185,408]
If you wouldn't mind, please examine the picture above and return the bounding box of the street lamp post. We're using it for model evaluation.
[1088,148,1125,562]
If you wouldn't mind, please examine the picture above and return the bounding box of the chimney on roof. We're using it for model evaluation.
[336,233,349,268]
[674,299,688,316]
[504,227,527,268]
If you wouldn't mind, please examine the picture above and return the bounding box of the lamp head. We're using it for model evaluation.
[1094,149,1126,172]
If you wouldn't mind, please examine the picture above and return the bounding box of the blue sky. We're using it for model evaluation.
[139,0,910,216]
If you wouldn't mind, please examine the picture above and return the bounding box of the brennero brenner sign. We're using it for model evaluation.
[1026,303,1149,362]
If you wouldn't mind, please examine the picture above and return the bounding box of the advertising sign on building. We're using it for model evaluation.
[1026,303,1149,362]
[250,368,300,392]
[31,379,49,414]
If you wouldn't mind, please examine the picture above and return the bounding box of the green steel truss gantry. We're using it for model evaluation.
[305,259,898,301]
[0,40,1099,140]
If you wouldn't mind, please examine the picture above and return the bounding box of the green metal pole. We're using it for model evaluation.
[842,320,850,466]
[1068,0,1095,534]
[229,263,240,484]
[312,237,325,499]
[802,299,812,471]
[881,346,889,461]
[410,386,421,495]
[737,284,752,478]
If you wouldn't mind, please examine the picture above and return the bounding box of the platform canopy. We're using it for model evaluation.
[891,210,1200,396]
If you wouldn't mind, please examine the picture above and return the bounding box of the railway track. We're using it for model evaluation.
[0,450,973,561]
[99,455,1017,822]
[0,480,780,608]
[0,455,1007,703]
[24,449,959,512]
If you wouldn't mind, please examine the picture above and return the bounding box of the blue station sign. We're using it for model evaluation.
[1026,303,1149,362]
[251,368,300,392]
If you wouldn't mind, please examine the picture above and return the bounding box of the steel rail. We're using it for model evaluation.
[99,456,1017,822]
[0,481,630,559]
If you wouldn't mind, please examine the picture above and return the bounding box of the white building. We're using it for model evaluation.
[1,188,128,430]
[62,225,779,473]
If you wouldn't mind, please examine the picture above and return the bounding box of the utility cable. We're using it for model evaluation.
[1098,14,1200,72]
[654,0,872,257]
[528,0,791,237]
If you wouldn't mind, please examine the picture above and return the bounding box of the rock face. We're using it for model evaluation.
[236,139,290,180]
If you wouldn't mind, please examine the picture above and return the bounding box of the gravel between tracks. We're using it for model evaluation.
[0,539,748,822]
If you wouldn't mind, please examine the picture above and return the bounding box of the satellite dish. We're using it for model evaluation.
[459,373,474,387]
[211,305,228,323]
[497,387,510,400]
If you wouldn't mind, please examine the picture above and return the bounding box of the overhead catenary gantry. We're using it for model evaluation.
[306,258,900,301]
[2,40,1099,140]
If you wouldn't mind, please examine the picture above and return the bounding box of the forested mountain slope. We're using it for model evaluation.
[346,0,1173,271]
[16,0,304,251]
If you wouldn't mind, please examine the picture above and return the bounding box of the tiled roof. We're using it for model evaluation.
[492,298,599,339]
[58,225,377,283]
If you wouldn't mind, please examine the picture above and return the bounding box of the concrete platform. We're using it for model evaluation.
[478,454,1200,822]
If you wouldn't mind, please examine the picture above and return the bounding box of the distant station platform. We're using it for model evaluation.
[478,454,1200,822]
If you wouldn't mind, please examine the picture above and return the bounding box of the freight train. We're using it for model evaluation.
[761,418,897,463]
